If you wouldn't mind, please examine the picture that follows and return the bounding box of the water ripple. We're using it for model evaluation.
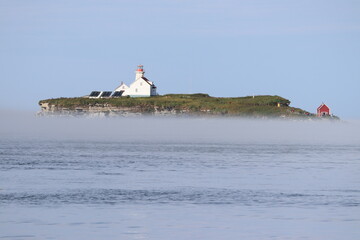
[1,188,358,207]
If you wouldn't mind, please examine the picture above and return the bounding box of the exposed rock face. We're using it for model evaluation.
[38,102,187,117]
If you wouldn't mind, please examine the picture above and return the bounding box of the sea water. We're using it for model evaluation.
[0,114,360,240]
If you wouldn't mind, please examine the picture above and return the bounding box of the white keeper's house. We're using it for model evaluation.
[114,65,157,97]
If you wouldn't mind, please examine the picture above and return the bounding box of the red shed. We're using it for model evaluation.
[317,103,330,117]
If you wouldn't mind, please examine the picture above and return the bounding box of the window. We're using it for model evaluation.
[135,88,138,92]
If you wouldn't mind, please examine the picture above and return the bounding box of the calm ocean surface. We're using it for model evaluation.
[0,116,360,239]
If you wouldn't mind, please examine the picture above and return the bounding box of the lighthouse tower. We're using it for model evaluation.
[135,65,145,81]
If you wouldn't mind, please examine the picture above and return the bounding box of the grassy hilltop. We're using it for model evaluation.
[39,94,314,118]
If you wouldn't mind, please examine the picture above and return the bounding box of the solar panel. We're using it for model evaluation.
[89,91,101,97]
[100,91,112,98]
[111,91,124,97]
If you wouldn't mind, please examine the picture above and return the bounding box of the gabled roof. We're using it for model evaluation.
[317,103,330,111]
[114,82,129,90]
[141,77,156,87]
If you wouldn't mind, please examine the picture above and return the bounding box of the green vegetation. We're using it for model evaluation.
[39,94,313,117]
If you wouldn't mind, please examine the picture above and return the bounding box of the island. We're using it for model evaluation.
[38,94,324,119]
[38,65,340,119]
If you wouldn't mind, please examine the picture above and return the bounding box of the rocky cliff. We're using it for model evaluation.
[38,94,318,118]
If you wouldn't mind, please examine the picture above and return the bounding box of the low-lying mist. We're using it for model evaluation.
[1,110,360,145]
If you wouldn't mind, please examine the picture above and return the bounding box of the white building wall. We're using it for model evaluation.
[135,71,144,81]
[114,83,129,96]
[114,83,128,92]
[125,79,152,97]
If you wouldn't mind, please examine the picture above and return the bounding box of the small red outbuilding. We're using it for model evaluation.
[317,103,330,117]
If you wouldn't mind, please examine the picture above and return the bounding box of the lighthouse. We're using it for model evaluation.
[135,65,145,81]
[113,65,157,97]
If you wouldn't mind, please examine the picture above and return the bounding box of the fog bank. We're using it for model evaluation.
[1,111,359,145]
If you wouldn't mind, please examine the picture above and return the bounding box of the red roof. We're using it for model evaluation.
[317,103,330,112]
[317,103,330,116]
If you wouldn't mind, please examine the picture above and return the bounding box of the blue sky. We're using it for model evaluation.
[0,0,359,118]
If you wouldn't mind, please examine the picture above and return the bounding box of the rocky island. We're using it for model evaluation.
[38,94,320,119]
[38,65,338,119]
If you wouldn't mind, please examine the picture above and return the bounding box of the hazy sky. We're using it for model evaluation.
[0,0,359,118]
